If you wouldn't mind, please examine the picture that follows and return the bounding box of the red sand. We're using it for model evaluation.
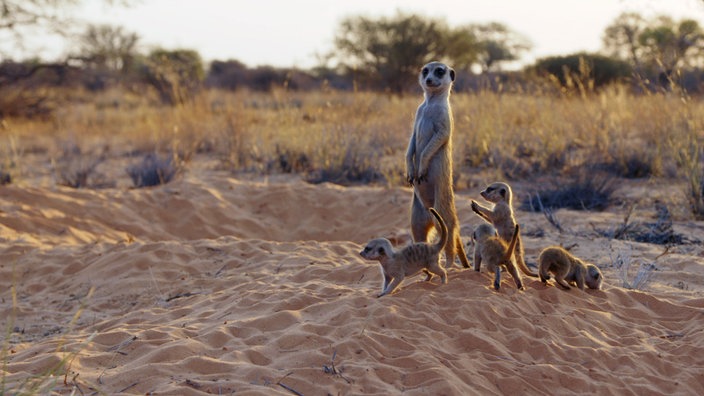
[2,170,703,395]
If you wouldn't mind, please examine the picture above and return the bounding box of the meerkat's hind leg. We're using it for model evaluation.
[506,262,525,290]
[539,272,550,284]
[428,260,448,284]
[455,234,471,268]
[555,276,572,290]
[493,266,502,290]
[422,268,434,282]
[411,195,433,243]
[443,236,458,269]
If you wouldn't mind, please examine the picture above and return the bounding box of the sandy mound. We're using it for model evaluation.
[2,170,704,395]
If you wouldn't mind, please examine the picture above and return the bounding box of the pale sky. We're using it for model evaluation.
[5,0,704,68]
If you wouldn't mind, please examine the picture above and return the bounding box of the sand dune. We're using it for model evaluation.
[2,170,704,395]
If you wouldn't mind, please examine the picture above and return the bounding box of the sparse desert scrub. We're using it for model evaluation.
[520,169,618,212]
[675,124,704,219]
[2,85,703,204]
[452,86,699,180]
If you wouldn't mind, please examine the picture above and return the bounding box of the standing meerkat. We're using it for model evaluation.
[406,61,470,269]
[537,246,603,290]
[360,208,448,297]
[470,182,537,278]
[472,223,522,290]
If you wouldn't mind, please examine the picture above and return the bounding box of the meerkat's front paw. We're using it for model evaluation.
[470,200,480,213]
[407,173,419,186]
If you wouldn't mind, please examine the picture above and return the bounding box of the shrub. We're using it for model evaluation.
[531,53,632,89]
[305,146,385,186]
[126,153,181,187]
[53,144,108,188]
[0,168,10,185]
[521,171,617,212]
[595,203,685,245]
[141,49,204,105]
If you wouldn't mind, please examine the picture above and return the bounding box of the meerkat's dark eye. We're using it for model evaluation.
[486,187,494,192]
[422,67,429,77]
[435,68,446,77]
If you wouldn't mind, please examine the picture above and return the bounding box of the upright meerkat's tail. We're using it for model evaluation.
[456,238,471,268]
[517,256,539,277]
[429,208,448,255]
[514,232,540,278]
[503,224,520,264]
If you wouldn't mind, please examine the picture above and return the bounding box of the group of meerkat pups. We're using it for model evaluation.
[360,61,603,297]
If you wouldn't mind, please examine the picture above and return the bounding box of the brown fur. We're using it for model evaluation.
[538,246,603,290]
[406,61,470,269]
[471,181,537,278]
[360,208,448,297]
[472,223,522,290]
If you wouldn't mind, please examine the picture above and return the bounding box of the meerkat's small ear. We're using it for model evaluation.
[449,68,455,81]
[500,187,506,197]
[377,247,386,256]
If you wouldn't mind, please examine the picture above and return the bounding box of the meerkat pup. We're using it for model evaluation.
[472,223,522,290]
[537,246,603,291]
[360,208,448,297]
[406,61,470,269]
[470,182,537,278]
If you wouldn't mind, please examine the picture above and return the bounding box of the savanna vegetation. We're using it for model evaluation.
[1,2,703,220]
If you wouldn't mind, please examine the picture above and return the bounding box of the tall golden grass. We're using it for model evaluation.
[2,85,703,213]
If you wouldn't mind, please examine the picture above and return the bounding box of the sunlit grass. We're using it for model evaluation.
[2,85,703,207]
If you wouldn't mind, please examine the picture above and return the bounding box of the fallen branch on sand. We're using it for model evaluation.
[276,372,303,396]
[323,349,352,384]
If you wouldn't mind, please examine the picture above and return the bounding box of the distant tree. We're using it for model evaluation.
[76,24,139,73]
[72,24,140,90]
[331,12,480,92]
[469,22,532,72]
[142,49,204,105]
[0,1,131,117]
[0,0,131,58]
[602,12,647,70]
[532,53,632,90]
[603,13,704,76]
[1,0,76,44]
[206,59,248,90]
[638,16,704,72]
